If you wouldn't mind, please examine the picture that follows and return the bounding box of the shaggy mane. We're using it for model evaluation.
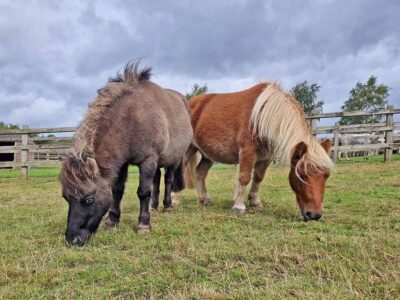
[107,60,152,84]
[250,83,334,175]
[73,60,151,159]
[60,153,95,197]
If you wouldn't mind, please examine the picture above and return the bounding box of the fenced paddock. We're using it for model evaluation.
[1,108,399,178]
[0,108,399,298]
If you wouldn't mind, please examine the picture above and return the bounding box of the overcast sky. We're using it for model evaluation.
[0,0,399,128]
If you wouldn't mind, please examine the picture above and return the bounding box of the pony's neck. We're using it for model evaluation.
[73,91,118,162]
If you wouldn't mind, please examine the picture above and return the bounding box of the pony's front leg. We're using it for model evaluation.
[196,156,213,205]
[248,159,271,208]
[104,164,128,230]
[150,168,161,211]
[232,147,257,214]
[137,157,157,233]
[345,152,349,160]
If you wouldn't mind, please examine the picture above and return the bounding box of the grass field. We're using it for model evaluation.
[0,156,399,299]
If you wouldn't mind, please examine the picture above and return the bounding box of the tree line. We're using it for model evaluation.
[186,76,391,125]
[0,122,20,130]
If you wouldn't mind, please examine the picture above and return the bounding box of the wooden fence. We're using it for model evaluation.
[308,106,400,161]
[0,127,75,177]
[0,107,399,178]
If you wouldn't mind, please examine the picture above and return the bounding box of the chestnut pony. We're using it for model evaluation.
[182,83,334,221]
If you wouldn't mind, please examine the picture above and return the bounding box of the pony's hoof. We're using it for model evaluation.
[150,206,158,212]
[104,219,119,230]
[163,207,173,213]
[104,223,118,230]
[249,200,262,208]
[137,224,151,234]
[232,204,246,214]
[199,197,213,206]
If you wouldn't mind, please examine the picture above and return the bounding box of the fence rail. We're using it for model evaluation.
[0,127,75,135]
[311,123,397,134]
[307,108,400,119]
[307,105,399,161]
[0,107,399,177]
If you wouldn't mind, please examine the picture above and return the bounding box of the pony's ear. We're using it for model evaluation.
[320,139,332,154]
[85,157,100,177]
[291,142,308,166]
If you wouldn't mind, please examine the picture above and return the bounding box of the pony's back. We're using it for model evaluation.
[72,60,192,171]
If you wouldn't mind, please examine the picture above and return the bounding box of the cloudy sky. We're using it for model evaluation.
[0,0,399,128]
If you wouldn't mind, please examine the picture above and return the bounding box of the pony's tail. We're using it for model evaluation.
[183,148,201,189]
[172,159,185,192]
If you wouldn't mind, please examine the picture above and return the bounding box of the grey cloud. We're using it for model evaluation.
[0,0,399,128]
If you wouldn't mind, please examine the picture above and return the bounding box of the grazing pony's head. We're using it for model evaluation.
[59,152,112,246]
[251,83,334,221]
[289,139,332,221]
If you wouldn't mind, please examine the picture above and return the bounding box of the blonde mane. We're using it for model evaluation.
[250,83,334,174]
[72,61,152,159]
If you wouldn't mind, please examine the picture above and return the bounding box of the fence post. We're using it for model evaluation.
[20,133,29,178]
[333,122,340,161]
[384,105,394,162]
[310,110,319,137]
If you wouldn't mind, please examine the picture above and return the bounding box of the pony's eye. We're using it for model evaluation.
[300,174,308,181]
[81,197,94,206]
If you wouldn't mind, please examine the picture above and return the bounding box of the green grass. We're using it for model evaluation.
[0,156,399,299]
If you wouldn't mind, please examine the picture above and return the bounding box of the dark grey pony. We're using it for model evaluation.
[59,61,193,246]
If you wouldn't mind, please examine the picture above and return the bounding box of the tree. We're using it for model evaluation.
[340,76,390,125]
[0,122,19,130]
[291,81,324,114]
[185,83,208,100]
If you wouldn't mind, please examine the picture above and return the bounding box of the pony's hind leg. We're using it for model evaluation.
[171,192,180,207]
[104,164,129,230]
[162,165,176,212]
[248,160,271,208]
[170,159,185,207]
[150,168,161,211]
[137,157,158,233]
[232,146,257,213]
[196,156,213,205]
